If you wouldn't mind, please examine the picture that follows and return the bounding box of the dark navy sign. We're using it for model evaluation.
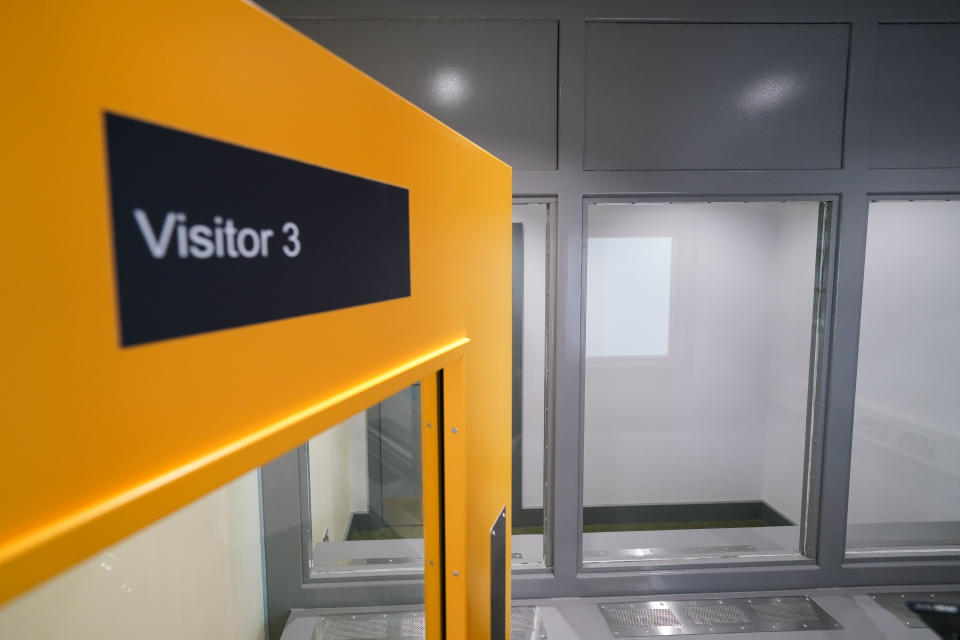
[105,113,410,346]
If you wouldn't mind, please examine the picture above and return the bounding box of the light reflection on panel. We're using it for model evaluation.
[584,22,848,170]
[284,18,559,171]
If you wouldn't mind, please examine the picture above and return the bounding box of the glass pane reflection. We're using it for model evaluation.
[306,384,424,576]
[846,200,960,558]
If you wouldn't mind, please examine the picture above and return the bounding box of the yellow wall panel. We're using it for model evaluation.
[0,1,511,633]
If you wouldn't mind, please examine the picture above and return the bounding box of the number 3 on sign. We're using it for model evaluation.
[282,222,301,257]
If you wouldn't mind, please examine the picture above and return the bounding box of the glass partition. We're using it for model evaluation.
[259,372,446,637]
[0,471,265,640]
[0,378,438,640]
[305,384,425,576]
[582,200,827,566]
[511,201,550,567]
[846,200,960,558]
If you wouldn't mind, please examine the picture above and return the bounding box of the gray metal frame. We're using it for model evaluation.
[512,196,559,574]
[799,200,836,562]
[256,0,960,629]
[579,194,837,574]
[365,404,384,531]
[841,193,960,566]
[297,445,314,577]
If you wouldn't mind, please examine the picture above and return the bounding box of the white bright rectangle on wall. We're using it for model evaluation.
[585,236,672,357]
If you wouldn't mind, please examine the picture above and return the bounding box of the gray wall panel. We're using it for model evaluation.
[288,18,558,170]
[870,23,960,169]
[584,22,849,170]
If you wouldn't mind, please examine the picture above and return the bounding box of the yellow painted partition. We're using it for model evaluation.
[0,1,511,637]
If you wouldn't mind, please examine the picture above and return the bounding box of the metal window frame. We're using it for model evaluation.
[840,192,960,565]
[512,196,559,574]
[258,0,960,619]
[524,185,960,599]
[578,194,837,572]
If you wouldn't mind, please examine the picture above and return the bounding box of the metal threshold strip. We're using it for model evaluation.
[599,595,842,637]
[314,606,546,639]
[585,545,757,563]
[335,557,422,567]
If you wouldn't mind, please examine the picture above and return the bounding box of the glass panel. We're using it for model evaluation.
[846,200,960,558]
[0,471,265,639]
[511,202,549,567]
[582,201,824,566]
[306,384,425,576]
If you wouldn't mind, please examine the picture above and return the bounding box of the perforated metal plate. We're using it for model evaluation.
[314,607,546,639]
[315,613,391,640]
[870,592,960,629]
[599,596,843,636]
[512,607,548,640]
[399,613,425,639]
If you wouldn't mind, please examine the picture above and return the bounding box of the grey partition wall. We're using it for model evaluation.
[256,0,960,613]
[584,22,849,170]
[286,18,559,170]
[870,23,960,168]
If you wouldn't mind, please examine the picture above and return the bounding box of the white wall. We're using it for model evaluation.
[847,200,960,527]
[583,202,819,516]
[309,412,368,543]
[759,207,820,522]
[513,203,548,509]
[0,470,265,640]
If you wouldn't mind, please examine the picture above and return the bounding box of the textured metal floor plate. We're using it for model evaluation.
[314,607,545,639]
[512,607,548,639]
[599,596,842,636]
[870,592,960,628]
[315,613,392,640]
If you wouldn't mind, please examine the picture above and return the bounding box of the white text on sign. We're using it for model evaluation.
[133,209,301,259]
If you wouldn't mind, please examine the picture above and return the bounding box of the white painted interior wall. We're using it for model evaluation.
[0,470,265,640]
[760,207,820,522]
[308,412,368,544]
[847,200,960,528]
[581,202,820,523]
[513,203,548,509]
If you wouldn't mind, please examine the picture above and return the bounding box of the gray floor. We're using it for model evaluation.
[281,584,959,640]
